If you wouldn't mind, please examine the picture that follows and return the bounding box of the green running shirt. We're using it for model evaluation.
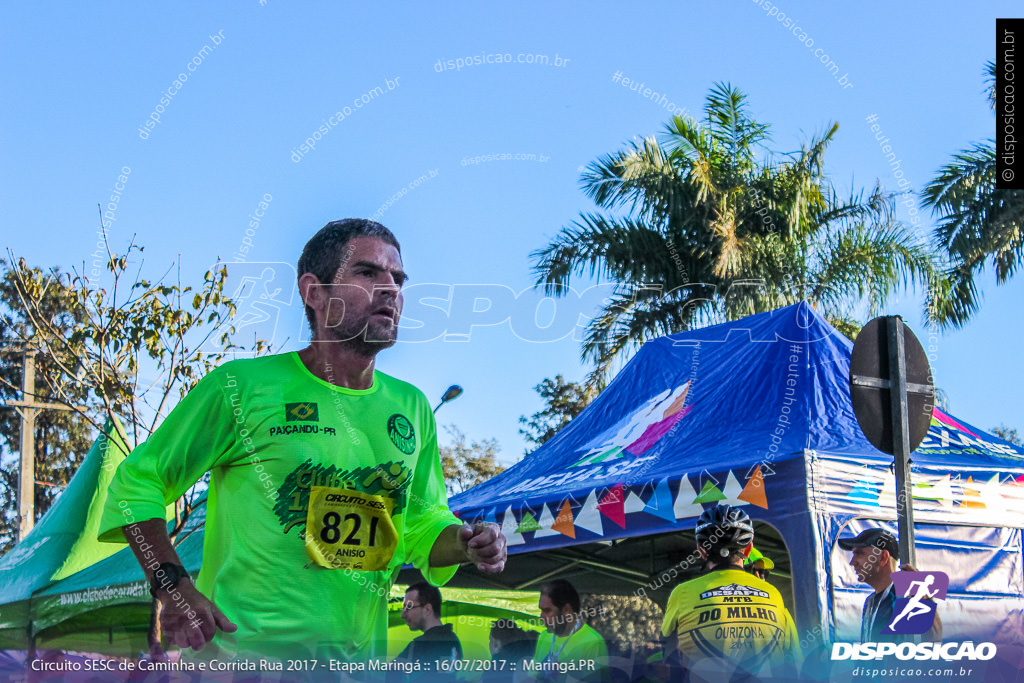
[532,623,608,681]
[98,352,460,662]
[661,568,800,676]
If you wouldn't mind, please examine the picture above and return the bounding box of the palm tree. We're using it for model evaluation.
[532,82,936,381]
[922,61,1024,328]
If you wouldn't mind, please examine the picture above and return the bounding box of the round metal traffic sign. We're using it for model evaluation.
[849,317,935,455]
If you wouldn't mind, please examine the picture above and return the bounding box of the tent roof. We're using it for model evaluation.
[450,303,1024,550]
[0,419,131,606]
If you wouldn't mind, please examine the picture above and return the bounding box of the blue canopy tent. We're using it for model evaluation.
[446,302,1024,654]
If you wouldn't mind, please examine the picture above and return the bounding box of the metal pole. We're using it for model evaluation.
[887,316,916,567]
[18,352,36,542]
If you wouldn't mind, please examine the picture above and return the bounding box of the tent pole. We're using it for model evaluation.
[515,560,582,590]
[547,553,651,581]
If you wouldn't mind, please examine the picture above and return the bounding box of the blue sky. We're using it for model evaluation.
[2,2,1020,463]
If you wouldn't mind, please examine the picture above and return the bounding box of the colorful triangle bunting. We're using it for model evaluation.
[648,479,679,522]
[534,504,560,537]
[721,471,745,506]
[500,506,526,545]
[674,476,704,519]
[738,466,769,509]
[551,500,576,538]
[694,479,726,504]
[515,510,542,534]
[575,492,605,535]
[598,485,626,529]
[625,491,647,515]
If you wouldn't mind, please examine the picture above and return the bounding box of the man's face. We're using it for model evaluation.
[849,545,887,583]
[538,594,572,635]
[315,236,407,354]
[402,589,427,631]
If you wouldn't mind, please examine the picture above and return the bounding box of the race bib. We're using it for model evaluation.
[305,487,397,571]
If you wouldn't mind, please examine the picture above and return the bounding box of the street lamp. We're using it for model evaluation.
[433,385,463,413]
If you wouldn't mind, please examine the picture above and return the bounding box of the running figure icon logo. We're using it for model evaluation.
[885,571,948,635]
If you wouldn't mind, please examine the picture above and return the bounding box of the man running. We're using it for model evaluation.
[98,219,507,664]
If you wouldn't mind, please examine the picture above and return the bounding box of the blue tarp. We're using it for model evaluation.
[451,302,1024,652]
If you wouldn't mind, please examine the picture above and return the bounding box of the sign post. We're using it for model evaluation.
[850,316,935,567]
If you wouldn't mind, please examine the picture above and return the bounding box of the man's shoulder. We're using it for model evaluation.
[578,623,606,643]
[219,352,293,375]
[421,624,460,642]
[666,575,704,604]
[197,352,292,385]
[374,370,425,397]
[375,370,430,404]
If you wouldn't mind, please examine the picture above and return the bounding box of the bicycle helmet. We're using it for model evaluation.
[695,504,755,558]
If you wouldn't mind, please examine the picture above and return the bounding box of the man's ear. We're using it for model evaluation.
[299,272,322,310]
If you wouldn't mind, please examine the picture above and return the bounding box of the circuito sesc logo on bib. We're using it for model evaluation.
[387,414,416,454]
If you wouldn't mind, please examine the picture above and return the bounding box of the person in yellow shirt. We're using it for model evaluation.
[662,504,800,680]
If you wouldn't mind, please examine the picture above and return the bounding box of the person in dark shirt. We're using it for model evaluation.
[839,528,941,642]
[395,582,463,663]
[483,619,538,683]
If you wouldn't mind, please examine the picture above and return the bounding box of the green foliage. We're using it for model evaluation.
[438,425,504,497]
[533,82,937,380]
[519,375,597,453]
[991,424,1023,447]
[0,263,95,552]
[0,236,270,551]
[922,63,1024,328]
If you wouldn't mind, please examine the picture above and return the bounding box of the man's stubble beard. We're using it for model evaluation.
[325,315,398,357]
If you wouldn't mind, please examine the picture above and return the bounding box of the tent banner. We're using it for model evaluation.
[458,459,807,553]
[813,456,1024,528]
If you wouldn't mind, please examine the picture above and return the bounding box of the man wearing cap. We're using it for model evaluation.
[839,528,940,642]
[744,547,774,581]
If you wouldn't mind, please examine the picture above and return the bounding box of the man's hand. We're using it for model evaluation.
[157,581,237,651]
[458,523,507,573]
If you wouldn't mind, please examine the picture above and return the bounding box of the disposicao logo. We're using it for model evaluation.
[886,570,947,635]
[832,570,997,663]
[831,641,996,662]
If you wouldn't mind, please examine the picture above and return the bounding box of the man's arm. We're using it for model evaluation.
[428,522,507,572]
[124,518,236,651]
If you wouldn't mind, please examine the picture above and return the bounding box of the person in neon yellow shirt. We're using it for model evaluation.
[661,504,799,680]
[98,219,507,664]
[531,580,607,682]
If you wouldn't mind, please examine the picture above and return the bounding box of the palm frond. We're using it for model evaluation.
[531,214,677,293]
[704,82,770,167]
[582,284,719,381]
[810,221,937,317]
